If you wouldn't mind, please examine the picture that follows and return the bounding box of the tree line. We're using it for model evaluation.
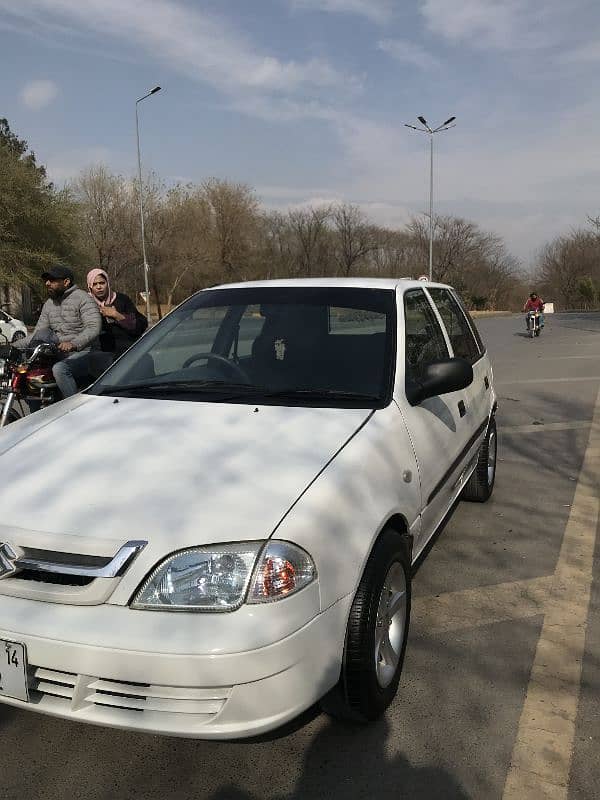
[537,219,600,310]
[14,117,597,320]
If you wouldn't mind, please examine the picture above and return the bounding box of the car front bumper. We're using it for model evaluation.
[0,587,352,739]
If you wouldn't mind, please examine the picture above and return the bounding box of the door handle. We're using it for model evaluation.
[458,400,466,417]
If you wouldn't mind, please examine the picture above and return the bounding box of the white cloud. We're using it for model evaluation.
[300,92,600,264]
[1,0,355,100]
[561,40,600,63]
[289,0,393,23]
[45,146,114,182]
[419,0,560,51]
[378,39,441,70]
[257,185,340,201]
[20,79,59,110]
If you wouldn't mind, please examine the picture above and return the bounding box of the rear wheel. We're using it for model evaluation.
[323,528,411,723]
[462,417,497,502]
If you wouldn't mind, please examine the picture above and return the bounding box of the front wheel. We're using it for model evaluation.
[322,529,411,723]
[0,394,23,427]
[462,417,497,502]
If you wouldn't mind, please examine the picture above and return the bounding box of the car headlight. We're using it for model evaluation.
[131,540,316,612]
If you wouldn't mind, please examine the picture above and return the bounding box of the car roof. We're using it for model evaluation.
[205,277,452,292]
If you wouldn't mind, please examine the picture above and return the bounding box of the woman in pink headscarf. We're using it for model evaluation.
[87,269,147,363]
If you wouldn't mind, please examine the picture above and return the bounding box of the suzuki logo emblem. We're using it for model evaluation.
[0,543,19,579]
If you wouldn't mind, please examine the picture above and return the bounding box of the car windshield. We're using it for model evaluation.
[90,286,396,407]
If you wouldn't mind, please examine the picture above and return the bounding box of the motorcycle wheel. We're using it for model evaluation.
[0,406,22,426]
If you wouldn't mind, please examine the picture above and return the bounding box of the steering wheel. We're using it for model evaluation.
[181,352,250,383]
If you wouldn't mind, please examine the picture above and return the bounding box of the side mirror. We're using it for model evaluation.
[407,357,473,406]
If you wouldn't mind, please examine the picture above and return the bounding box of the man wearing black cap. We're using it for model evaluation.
[30,265,102,397]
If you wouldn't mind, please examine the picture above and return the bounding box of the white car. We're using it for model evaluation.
[0,278,497,739]
[0,309,27,343]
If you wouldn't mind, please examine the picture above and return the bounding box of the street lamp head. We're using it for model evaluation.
[442,116,456,126]
[417,116,428,126]
[150,86,161,95]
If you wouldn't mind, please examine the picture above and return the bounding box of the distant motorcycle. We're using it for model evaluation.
[526,310,542,338]
[0,338,61,426]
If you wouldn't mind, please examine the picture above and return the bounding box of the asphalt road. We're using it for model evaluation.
[2,312,599,800]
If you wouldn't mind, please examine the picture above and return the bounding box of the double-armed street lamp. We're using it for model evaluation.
[405,116,456,281]
[135,85,162,322]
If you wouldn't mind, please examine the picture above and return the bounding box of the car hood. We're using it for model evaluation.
[0,395,371,553]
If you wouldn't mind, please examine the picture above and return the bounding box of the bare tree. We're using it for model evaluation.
[287,205,332,276]
[70,165,526,313]
[331,204,377,276]
[71,166,136,284]
[537,229,600,309]
[260,211,297,279]
[366,228,419,278]
[160,187,212,310]
[202,178,260,283]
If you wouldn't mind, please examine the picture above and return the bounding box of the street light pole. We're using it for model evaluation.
[405,116,456,281]
[135,86,161,322]
[429,131,433,281]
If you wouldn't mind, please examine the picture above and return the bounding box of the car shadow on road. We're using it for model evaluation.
[209,716,469,800]
[0,706,17,729]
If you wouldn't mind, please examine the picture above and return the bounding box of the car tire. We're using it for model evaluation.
[322,528,411,723]
[11,331,26,342]
[462,417,497,503]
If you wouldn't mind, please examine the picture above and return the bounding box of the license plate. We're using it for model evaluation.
[0,639,28,702]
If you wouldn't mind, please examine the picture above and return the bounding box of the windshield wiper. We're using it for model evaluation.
[243,388,381,403]
[94,380,254,397]
[94,381,380,404]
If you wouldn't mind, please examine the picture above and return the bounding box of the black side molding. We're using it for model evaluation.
[427,418,488,506]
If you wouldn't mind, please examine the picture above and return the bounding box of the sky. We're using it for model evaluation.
[2,0,600,268]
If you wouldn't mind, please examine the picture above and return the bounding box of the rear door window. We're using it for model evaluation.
[427,288,482,364]
[403,289,449,381]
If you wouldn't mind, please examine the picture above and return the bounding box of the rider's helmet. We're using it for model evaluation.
[530,292,538,300]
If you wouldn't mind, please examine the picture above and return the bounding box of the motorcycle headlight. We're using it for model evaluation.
[131,541,316,612]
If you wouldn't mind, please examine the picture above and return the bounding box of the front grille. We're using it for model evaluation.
[30,667,77,702]
[20,548,112,569]
[0,540,146,595]
[17,569,94,587]
[13,548,110,587]
[28,664,230,719]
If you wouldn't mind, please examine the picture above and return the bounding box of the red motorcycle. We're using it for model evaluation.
[0,340,60,426]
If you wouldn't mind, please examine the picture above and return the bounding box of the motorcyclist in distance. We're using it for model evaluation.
[523,292,545,328]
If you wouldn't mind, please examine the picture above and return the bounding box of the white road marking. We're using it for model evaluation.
[501,421,590,434]
[494,356,600,363]
[497,377,600,385]
[412,576,552,634]
[503,386,600,799]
